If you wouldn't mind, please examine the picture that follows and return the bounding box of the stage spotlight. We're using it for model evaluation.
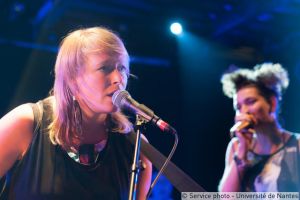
[170,22,182,35]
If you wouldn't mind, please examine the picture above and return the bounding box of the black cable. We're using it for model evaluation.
[146,130,179,199]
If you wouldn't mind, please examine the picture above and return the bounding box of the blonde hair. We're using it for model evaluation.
[49,27,133,151]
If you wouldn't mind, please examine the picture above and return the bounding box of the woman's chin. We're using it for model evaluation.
[110,105,119,113]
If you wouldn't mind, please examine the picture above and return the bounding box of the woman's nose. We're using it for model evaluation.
[111,69,123,85]
[240,105,249,114]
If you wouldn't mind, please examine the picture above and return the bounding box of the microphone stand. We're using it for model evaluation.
[128,115,146,200]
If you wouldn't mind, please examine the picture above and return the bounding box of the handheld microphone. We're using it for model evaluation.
[230,121,252,133]
[112,90,176,134]
[230,121,253,137]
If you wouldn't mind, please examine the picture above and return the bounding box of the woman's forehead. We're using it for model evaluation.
[237,86,259,96]
[86,52,128,65]
[234,86,260,103]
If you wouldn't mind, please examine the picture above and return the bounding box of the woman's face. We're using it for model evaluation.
[75,52,128,115]
[233,86,275,125]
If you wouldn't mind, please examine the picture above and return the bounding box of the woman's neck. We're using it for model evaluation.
[252,122,284,155]
[80,113,109,144]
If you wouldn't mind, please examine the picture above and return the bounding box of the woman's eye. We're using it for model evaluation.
[98,65,128,76]
[118,65,126,72]
[98,66,111,72]
[245,98,256,105]
[118,65,129,76]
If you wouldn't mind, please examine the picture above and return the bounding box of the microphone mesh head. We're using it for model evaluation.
[112,90,130,107]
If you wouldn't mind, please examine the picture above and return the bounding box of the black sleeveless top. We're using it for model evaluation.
[0,99,134,200]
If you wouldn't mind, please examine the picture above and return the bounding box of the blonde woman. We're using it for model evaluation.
[0,27,152,199]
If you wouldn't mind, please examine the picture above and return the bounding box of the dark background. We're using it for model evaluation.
[1,0,300,198]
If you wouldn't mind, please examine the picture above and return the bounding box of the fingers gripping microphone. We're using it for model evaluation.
[112,90,176,134]
[230,121,253,136]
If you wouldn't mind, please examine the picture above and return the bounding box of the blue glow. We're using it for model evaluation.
[32,0,54,25]
[224,4,232,11]
[170,22,183,35]
[148,171,173,200]
[257,13,272,22]
[0,38,170,68]
[13,2,25,12]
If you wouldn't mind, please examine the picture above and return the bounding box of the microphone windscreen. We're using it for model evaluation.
[112,90,130,107]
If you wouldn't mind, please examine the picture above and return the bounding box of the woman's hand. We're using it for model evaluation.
[233,113,256,160]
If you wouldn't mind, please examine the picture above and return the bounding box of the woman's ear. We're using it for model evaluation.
[269,96,278,113]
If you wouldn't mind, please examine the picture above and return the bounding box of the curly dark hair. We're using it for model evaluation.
[221,63,289,101]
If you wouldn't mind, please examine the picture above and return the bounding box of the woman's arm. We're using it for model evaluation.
[0,104,34,177]
[218,138,247,192]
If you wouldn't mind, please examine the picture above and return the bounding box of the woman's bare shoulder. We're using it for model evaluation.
[0,104,35,163]
[0,104,35,130]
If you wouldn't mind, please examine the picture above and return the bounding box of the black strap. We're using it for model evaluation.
[126,133,206,192]
[28,101,43,135]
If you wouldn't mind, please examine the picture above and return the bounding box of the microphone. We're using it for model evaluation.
[112,90,176,134]
[230,121,253,136]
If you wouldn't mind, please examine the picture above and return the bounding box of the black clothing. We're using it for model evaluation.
[0,98,134,200]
